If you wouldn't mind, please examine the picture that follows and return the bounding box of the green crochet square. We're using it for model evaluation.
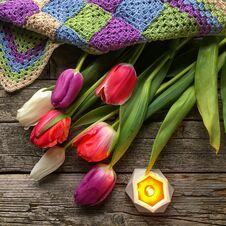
[142,3,199,41]
[64,4,112,41]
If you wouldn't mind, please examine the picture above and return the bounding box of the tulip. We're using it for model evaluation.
[96,63,137,105]
[17,88,54,129]
[30,110,71,148]
[30,146,65,181]
[51,69,83,108]
[72,122,116,162]
[75,164,116,205]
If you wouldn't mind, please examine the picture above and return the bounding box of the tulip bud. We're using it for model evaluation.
[75,164,116,205]
[17,88,54,129]
[30,110,71,148]
[96,63,137,105]
[72,122,116,162]
[30,146,65,181]
[51,69,83,108]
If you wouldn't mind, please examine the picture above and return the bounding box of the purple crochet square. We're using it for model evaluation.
[89,17,141,52]
[0,0,39,26]
[88,0,122,13]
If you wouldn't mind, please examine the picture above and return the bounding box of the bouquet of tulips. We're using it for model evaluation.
[17,36,226,207]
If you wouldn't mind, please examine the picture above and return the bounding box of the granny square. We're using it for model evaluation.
[143,3,199,41]
[90,17,141,52]
[55,25,87,49]
[88,0,122,13]
[0,0,39,26]
[64,4,112,41]
[115,0,164,32]
[42,0,85,23]
[165,0,212,34]
[182,0,222,34]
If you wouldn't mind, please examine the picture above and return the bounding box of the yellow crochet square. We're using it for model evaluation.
[65,3,112,41]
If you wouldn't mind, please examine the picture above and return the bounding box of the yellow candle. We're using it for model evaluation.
[137,176,164,207]
[125,169,174,213]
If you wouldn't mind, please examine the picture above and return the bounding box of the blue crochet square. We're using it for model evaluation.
[55,25,87,49]
[42,0,85,23]
[115,0,164,32]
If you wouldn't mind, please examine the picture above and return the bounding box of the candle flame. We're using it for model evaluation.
[137,176,164,207]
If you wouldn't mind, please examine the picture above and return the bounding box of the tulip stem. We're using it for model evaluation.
[64,109,119,150]
[66,75,105,117]
[43,85,55,92]
[156,62,195,95]
[75,52,89,72]
[112,120,119,130]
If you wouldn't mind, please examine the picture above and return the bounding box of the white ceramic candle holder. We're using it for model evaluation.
[125,169,174,213]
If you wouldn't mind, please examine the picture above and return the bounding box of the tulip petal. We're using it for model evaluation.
[30,146,65,181]
[30,110,71,148]
[96,64,137,105]
[75,164,116,205]
[52,69,74,103]
[17,88,54,129]
[73,122,116,162]
[52,69,84,108]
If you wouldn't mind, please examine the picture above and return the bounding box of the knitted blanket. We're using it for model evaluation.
[0,0,226,92]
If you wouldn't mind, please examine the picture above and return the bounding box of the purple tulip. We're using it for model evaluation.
[74,164,116,206]
[51,69,83,108]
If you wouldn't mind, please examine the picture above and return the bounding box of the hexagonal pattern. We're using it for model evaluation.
[125,169,174,213]
[137,176,164,207]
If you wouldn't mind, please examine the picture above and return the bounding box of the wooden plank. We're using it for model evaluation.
[0,173,225,226]
[1,122,226,173]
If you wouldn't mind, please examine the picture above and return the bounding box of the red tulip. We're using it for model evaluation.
[30,110,71,148]
[74,164,116,205]
[96,63,137,105]
[72,122,116,162]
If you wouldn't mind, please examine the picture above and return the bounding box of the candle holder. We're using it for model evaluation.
[125,169,174,213]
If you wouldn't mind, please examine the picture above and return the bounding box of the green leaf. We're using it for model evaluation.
[146,51,226,121]
[220,54,226,132]
[146,86,196,173]
[39,113,69,136]
[148,58,173,102]
[72,94,99,120]
[195,37,220,153]
[146,66,195,119]
[156,62,195,94]
[217,51,226,72]
[71,105,117,129]
[110,77,151,166]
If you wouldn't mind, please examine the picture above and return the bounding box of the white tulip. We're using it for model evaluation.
[30,146,65,181]
[17,88,54,129]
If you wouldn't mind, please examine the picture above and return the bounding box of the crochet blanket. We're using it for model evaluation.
[0,0,226,92]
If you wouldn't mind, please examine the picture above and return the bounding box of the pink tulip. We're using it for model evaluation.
[96,63,137,105]
[74,164,116,205]
[72,122,116,162]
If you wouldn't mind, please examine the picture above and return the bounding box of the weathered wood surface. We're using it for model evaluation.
[1,44,226,225]
[1,122,226,173]
[0,174,226,226]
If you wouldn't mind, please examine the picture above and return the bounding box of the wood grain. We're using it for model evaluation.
[0,173,225,226]
[1,121,226,173]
